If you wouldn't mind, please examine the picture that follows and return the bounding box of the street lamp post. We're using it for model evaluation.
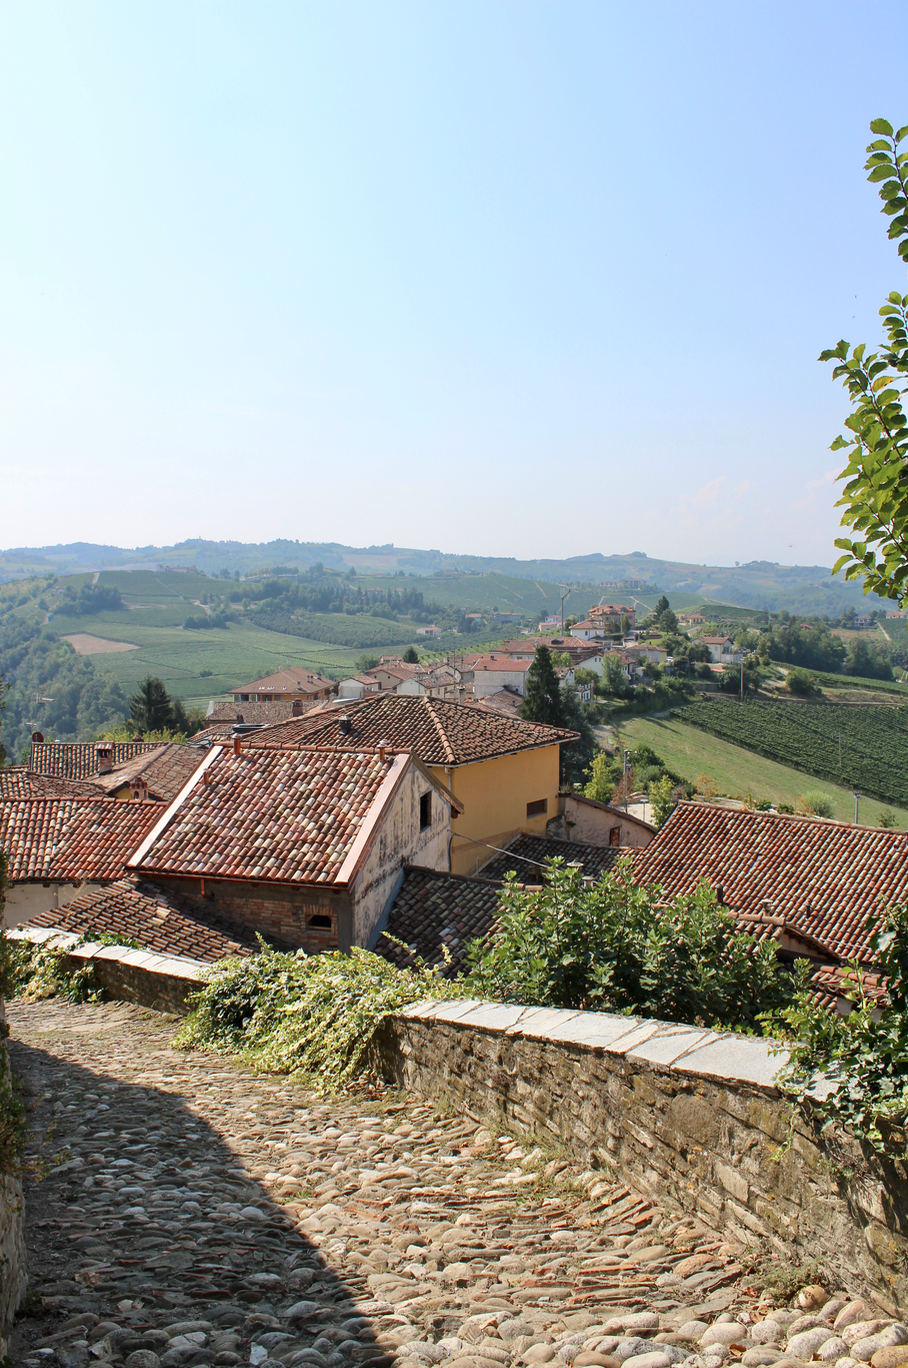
[853,790,862,825]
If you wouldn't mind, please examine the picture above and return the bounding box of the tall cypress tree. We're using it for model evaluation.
[520,645,564,727]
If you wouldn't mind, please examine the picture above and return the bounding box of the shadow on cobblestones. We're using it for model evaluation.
[8,1007,380,1368]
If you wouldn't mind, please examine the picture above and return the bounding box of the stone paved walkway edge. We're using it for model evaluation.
[378,1003,908,1317]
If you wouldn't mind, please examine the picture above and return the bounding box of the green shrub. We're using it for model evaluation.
[786,668,821,697]
[174,947,468,1090]
[467,858,798,1030]
[5,937,101,1003]
[798,791,834,819]
[778,905,908,1155]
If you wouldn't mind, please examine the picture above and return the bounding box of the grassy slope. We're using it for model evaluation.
[615,713,903,827]
[57,619,363,709]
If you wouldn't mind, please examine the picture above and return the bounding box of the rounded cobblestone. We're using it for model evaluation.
[5,1000,812,1368]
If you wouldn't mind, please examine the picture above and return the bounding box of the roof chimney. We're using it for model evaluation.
[378,738,391,762]
[95,743,114,774]
[233,735,242,756]
[339,714,352,736]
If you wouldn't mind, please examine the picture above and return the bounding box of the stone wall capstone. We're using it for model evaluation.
[375,998,908,1316]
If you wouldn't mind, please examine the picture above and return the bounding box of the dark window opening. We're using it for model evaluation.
[609,825,621,846]
[308,915,332,930]
[526,798,548,817]
[419,792,432,830]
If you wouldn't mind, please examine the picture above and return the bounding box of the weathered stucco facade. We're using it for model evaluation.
[4,880,105,930]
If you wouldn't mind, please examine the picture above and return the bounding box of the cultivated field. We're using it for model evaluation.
[614,713,903,826]
[680,696,908,807]
[61,633,138,654]
[62,619,364,710]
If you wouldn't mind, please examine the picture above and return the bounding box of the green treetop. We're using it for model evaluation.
[825,118,908,602]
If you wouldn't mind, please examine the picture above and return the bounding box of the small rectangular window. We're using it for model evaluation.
[526,798,548,817]
[419,792,432,830]
[609,825,621,846]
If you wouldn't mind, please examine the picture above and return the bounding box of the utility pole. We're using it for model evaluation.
[853,790,862,825]
[624,748,631,812]
[560,586,572,637]
[838,733,842,770]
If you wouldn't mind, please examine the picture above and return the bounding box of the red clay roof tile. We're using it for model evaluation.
[29,741,161,781]
[245,694,577,766]
[130,745,404,886]
[0,798,160,883]
[633,801,908,962]
[24,878,293,961]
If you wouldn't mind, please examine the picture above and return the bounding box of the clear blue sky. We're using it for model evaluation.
[2,1,907,566]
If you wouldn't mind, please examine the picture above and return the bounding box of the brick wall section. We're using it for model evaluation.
[151,878,350,954]
[375,999,908,1316]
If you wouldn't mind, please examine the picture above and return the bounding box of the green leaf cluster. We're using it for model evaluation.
[173,946,468,1090]
[825,120,908,602]
[778,902,908,1155]
[467,857,796,1030]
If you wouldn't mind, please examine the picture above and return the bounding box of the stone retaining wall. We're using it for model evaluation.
[8,928,206,1015]
[376,998,908,1315]
[0,998,26,1359]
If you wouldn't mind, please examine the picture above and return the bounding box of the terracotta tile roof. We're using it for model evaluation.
[245,694,577,766]
[29,741,160,781]
[466,689,525,718]
[500,636,592,654]
[471,657,533,673]
[810,963,888,1011]
[0,768,108,801]
[377,836,629,975]
[23,877,294,961]
[88,744,205,802]
[375,866,504,976]
[205,699,315,726]
[0,798,160,883]
[130,745,408,886]
[234,668,336,695]
[479,833,627,883]
[632,801,908,963]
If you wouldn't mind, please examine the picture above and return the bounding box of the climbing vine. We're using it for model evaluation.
[173,946,468,1091]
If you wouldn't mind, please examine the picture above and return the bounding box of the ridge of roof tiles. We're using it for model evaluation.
[0,768,109,801]
[130,745,400,885]
[88,743,205,801]
[244,693,578,765]
[0,798,161,883]
[632,800,908,963]
[29,740,161,780]
[23,877,294,962]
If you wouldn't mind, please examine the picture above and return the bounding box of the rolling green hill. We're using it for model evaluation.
[0,537,890,615]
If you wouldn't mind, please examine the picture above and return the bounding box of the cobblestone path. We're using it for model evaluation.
[9,1000,769,1368]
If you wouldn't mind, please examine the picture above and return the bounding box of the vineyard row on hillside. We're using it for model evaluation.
[679,697,908,807]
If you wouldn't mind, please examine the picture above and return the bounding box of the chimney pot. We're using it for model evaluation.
[233,736,242,756]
